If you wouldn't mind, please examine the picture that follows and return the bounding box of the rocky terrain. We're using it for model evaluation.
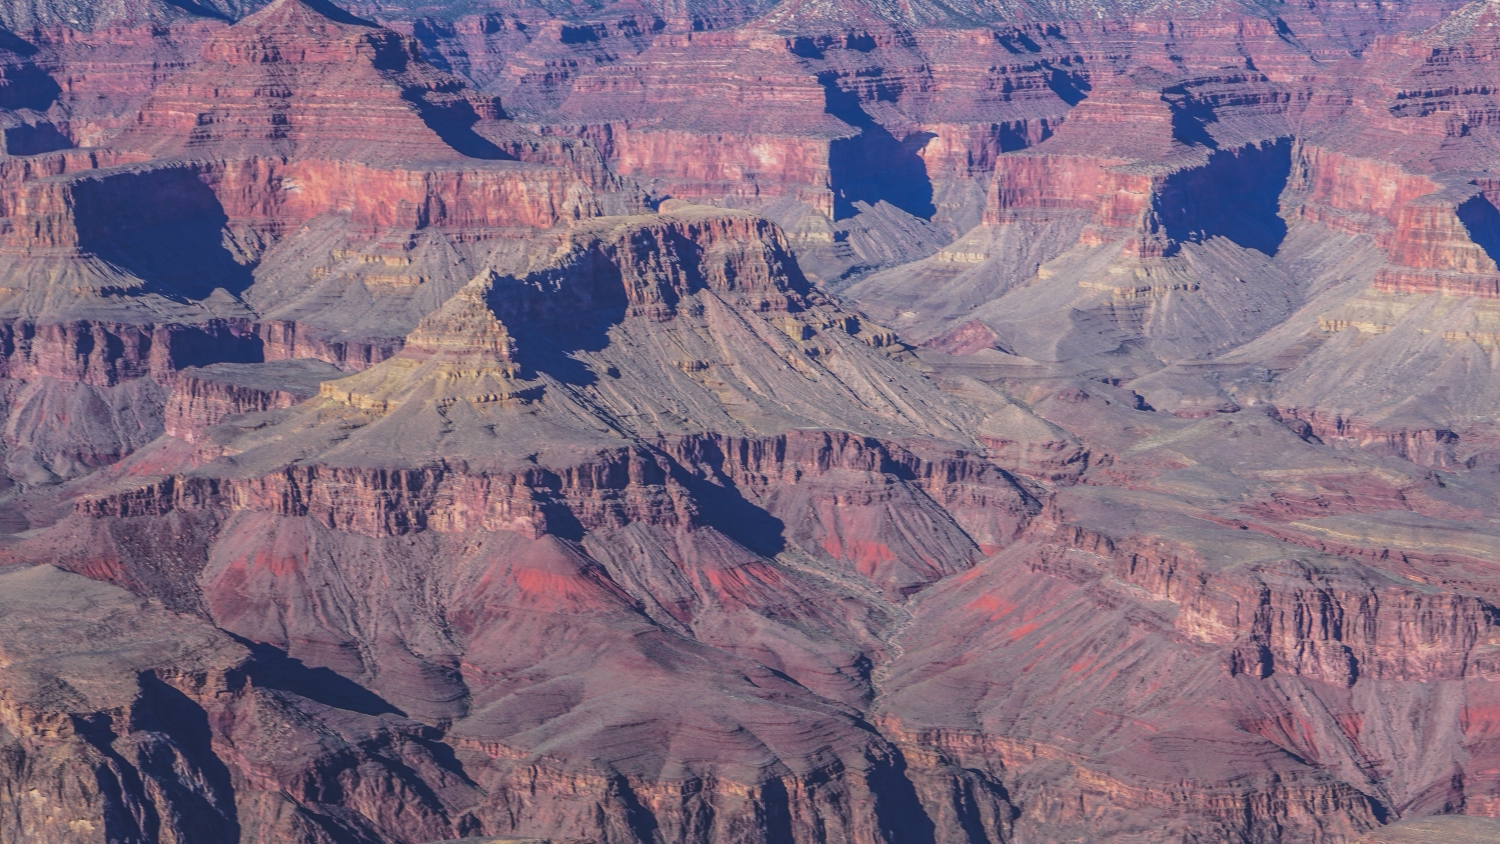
[1354,816,1500,843]
[3,0,1500,841]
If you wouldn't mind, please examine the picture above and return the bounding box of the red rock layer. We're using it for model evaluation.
[504,24,1086,221]
[0,31,596,255]
[1033,515,1500,684]
[1287,144,1500,298]
[1274,406,1468,469]
[0,319,259,387]
[983,138,1292,257]
[254,318,400,370]
[983,152,1151,242]
[164,371,323,443]
[522,29,850,215]
[14,0,1500,842]
[120,0,489,162]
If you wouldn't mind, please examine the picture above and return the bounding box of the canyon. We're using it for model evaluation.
[2,0,1500,841]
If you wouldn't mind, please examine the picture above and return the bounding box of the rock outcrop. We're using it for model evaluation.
[7,0,1500,841]
[163,359,344,441]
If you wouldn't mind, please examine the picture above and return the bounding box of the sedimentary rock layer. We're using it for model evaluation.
[5,0,1500,841]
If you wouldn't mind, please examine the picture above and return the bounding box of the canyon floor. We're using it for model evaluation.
[5,0,1500,841]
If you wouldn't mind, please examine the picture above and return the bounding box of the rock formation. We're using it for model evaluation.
[6,0,1500,841]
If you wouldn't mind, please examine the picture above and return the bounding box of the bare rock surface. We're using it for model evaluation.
[7,0,1500,841]
[1355,816,1500,842]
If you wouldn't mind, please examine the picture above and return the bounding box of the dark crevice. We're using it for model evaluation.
[73,167,256,300]
[820,73,935,221]
[669,462,786,558]
[537,490,588,542]
[759,777,798,841]
[790,35,826,58]
[296,0,377,26]
[1155,138,1292,256]
[0,30,38,56]
[487,246,627,388]
[132,675,241,842]
[161,324,264,370]
[3,121,70,154]
[77,715,160,844]
[408,17,458,72]
[0,63,60,112]
[232,635,407,718]
[612,775,662,842]
[1162,86,1219,149]
[1457,193,1500,268]
[951,771,1011,844]
[868,746,938,844]
[996,29,1042,53]
[659,435,789,558]
[403,90,515,160]
[1045,65,1089,106]
[157,0,236,21]
[560,24,602,43]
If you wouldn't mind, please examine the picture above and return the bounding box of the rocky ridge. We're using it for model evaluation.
[4,0,1500,842]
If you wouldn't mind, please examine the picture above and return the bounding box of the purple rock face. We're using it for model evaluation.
[10,0,1500,842]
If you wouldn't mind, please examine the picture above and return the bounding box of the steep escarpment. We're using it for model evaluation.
[162,359,344,441]
[0,205,1048,842]
[0,0,635,488]
[0,564,509,844]
[876,395,1500,843]
[1283,145,1500,299]
[9,0,1500,841]
[15,193,1500,843]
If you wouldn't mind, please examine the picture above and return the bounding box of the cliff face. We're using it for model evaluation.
[162,360,343,441]
[1285,145,1500,299]
[979,138,1292,259]
[9,0,1500,841]
[0,0,635,455]
[873,401,1500,843]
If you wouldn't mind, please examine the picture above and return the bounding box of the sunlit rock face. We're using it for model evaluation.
[9,0,1500,841]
